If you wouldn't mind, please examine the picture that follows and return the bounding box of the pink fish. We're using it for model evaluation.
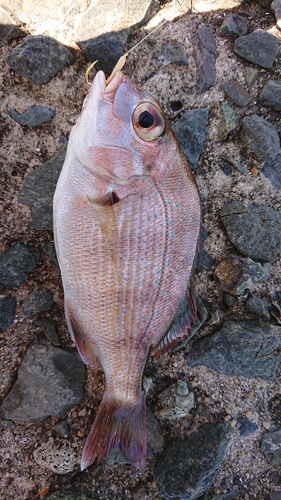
[53,69,202,473]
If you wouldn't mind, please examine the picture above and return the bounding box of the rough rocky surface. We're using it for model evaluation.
[9,105,55,127]
[157,380,195,419]
[154,422,228,500]
[258,78,281,110]
[0,242,39,287]
[215,255,270,296]
[222,78,252,106]
[1,1,281,499]
[0,296,16,331]
[22,289,54,318]
[234,29,279,68]
[219,103,239,139]
[220,201,281,262]
[240,114,280,163]
[0,341,86,420]
[261,429,281,465]
[156,40,188,67]
[219,13,248,37]
[186,320,281,380]
[193,27,217,94]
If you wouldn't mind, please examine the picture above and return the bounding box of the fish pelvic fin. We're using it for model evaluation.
[81,391,147,473]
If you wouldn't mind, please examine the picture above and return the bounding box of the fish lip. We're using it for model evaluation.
[102,70,124,102]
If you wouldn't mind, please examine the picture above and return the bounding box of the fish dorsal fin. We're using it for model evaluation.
[65,302,103,371]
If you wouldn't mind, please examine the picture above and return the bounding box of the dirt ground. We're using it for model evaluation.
[1,1,281,499]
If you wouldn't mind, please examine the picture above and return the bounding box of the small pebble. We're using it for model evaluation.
[40,487,50,499]
[78,408,87,417]
[72,411,78,418]
[77,431,85,437]
[263,421,271,430]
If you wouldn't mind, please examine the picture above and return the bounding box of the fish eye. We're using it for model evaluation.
[132,102,165,142]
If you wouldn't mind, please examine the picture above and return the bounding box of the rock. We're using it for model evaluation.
[18,141,67,231]
[220,201,281,262]
[22,289,54,319]
[77,32,127,74]
[220,155,245,173]
[269,394,281,422]
[240,114,280,163]
[237,417,258,437]
[219,14,248,37]
[0,296,16,332]
[193,27,217,94]
[270,492,281,500]
[261,429,281,465]
[234,30,279,69]
[258,79,281,111]
[186,320,281,380]
[154,421,228,500]
[9,105,55,127]
[0,342,86,420]
[271,0,281,30]
[223,291,236,308]
[46,493,94,500]
[34,318,60,346]
[158,380,195,419]
[172,108,209,171]
[146,407,164,456]
[219,103,239,139]
[155,41,188,67]
[43,242,59,266]
[263,153,281,190]
[215,255,270,296]
[0,242,39,288]
[245,294,270,319]
[0,5,22,41]
[197,229,215,271]
[222,79,252,107]
[34,436,81,474]
[52,421,70,438]
[245,66,259,86]
[4,35,75,85]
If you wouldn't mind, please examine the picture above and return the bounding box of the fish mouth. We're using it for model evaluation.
[101,70,124,103]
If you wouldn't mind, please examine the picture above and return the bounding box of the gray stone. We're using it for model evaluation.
[245,294,270,319]
[220,155,245,173]
[4,36,75,85]
[245,66,259,86]
[18,141,67,231]
[263,153,281,190]
[223,292,236,308]
[0,342,86,420]
[0,242,39,288]
[43,242,59,266]
[172,108,209,171]
[146,407,164,456]
[234,30,279,69]
[46,492,94,500]
[259,79,281,111]
[215,255,269,296]
[156,41,188,67]
[186,320,281,380]
[271,0,281,30]
[262,429,281,465]
[219,14,248,38]
[240,114,280,163]
[154,421,228,500]
[219,103,239,139]
[271,492,281,500]
[22,289,54,319]
[237,417,258,437]
[193,27,217,94]
[77,32,127,74]
[0,5,22,41]
[34,318,60,346]
[197,229,215,271]
[223,79,252,107]
[52,421,70,438]
[220,201,281,262]
[158,380,194,419]
[9,105,55,127]
[0,296,16,332]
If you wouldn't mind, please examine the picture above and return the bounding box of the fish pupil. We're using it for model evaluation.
[138,111,154,129]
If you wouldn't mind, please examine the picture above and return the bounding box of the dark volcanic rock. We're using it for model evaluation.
[0,5,22,41]
[219,103,239,139]
[154,422,228,500]
[222,79,252,107]
[234,30,279,69]
[259,79,281,110]
[215,255,269,296]
[0,296,16,332]
[22,289,54,319]
[219,14,248,37]
[0,242,39,288]
[262,429,281,465]
[197,229,215,271]
[46,492,95,500]
[172,108,209,171]
[186,320,281,380]
[0,342,86,420]
[9,105,55,127]
[43,242,59,266]
[245,294,270,318]
[237,418,258,437]
[77,32,127,74]
[240,114,280,163]
[193,27,217,94]
[146,408,164,457]
[34,318,60,346]
[220,201,281,262]
[263,153,281,190]
[18,141,67,231]
[4,35,75,85]
[156,41,188,66]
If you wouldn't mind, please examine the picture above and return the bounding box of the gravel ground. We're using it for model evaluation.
[1,1,281,499]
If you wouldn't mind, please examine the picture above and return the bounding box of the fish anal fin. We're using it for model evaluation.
[65,303,103,371]
[81,392,146,473]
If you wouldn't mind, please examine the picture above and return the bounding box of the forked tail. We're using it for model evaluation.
[81,391,147,473]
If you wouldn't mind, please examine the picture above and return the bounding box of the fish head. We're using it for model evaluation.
[71,70,179,185]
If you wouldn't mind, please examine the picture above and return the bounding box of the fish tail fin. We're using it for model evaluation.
[81,391,147,473]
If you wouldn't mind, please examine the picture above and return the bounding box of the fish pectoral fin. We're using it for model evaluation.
[65,302,103,371]
[154,267,197,358]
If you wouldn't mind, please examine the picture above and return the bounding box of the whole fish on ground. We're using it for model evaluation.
[53,68,202,473]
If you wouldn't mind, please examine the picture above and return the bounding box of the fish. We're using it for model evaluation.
[53,68,202,473]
